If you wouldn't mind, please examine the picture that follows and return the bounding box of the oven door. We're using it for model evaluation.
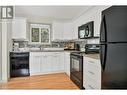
[70,54,83,89]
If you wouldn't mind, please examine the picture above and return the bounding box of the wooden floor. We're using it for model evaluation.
[0,73,79,89]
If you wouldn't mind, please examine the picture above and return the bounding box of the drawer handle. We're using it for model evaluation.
[88,85,94,89]
[88,61,94,63]
[35,56,40,57]
[88,71,95,75]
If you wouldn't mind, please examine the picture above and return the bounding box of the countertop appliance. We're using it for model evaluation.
[10,52,30,77]
[64,42,75,50]
[85,44,100,54]
[100,6,127,89]
[70,52,84,89]
[78,21,94,39]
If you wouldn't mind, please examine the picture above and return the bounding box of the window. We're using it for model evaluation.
[30,24,51,44]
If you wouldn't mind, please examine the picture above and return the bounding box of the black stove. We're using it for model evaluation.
[70,51,84,89]
[71,52,85,56]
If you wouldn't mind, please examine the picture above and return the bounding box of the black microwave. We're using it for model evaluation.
[78,21,94,39]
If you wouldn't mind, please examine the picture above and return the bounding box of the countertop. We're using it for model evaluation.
[83,54,100,60]
[11,50,79,53]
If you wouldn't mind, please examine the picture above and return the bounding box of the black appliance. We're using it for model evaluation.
[10,52,30,77]
[75,44,80,51]
[70,52,84,89]
[85,44,100,54]
[78,21,94,39]
[100,6,127,89]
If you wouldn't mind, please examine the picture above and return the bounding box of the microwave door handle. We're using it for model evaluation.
[87,26,89,36]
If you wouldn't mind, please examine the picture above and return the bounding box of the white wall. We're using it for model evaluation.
[72,6,110,43]
[0,6,2,82]
[0,20,12,83]
[7,20,12,79]
[0,21,2,81]
[1,20,8,82]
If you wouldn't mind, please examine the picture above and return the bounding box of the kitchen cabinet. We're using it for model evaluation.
[30,52,65,76]
[30,52,41,75]
[83,56,101,89]
[52,21,76,40]
[64,52,70,76]
[63,23,77,40]
[52,22,64,40]
[12,18,27,39]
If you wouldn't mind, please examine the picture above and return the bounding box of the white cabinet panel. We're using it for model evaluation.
[84,75,101,89]
[64,52,70,76]
[63,23,73,40]
[59,52,65,71]
[52,55,59,72]
[30,56,41,75]
[30,52,65,76]
[52,22,63,40]
[52,21,76,40]
[12,18,27,39]
[40,55,47,73]
[83,56,101,89]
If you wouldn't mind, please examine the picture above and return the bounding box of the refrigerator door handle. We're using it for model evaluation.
[100,44,107,71]
[100,15,107,43]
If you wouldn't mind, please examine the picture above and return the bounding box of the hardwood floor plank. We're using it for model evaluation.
[0,73,79,89]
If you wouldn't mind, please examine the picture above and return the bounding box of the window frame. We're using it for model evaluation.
[30,23,51,44]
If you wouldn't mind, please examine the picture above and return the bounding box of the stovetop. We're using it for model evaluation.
[71,52,86,56]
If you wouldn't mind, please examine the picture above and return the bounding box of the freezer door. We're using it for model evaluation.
[102,43,127,89]
[102,6,127,42]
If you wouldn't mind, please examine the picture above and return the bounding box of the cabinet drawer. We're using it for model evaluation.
[30,52,42,56]
[84,63,101,82]
[84,57,101,68]
[84,75,101,89]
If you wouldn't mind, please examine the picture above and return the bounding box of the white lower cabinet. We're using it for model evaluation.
[83,56,101,89]
[30,54,41,75]
[30,52,65,76]
[64,52,70,77]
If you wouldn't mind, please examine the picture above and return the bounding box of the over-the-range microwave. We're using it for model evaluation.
[78,21,94,39]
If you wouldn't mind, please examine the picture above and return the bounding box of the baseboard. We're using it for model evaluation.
[0,80,8,83]
[30,71,65,76]
[0,80,7,83]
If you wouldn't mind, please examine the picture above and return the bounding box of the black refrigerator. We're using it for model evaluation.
[100,6,127,89]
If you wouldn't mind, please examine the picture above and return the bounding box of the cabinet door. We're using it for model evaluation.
[59,53,65,71]
[30,56,41,75]
[40,55,48,73]
[64,52,70,76]
[83,57,101,89]
[63,23,73,40]
[44,55,52,73]
[12,18,27,39]
[51,54,59,72]
[52,22,63,40]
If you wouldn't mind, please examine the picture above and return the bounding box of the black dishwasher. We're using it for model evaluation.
[10,52,30,78]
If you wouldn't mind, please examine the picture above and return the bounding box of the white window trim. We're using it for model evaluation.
[30,23,51,44]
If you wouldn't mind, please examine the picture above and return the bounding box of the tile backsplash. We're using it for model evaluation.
[12,38,99,50]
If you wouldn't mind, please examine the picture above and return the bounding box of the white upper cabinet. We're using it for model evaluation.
[63,23,76,40]
[52,21,76,40]
[52,22,64,40]
[12,18,27,39]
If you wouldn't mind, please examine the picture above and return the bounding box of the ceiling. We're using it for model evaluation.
[15,6,94,20]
